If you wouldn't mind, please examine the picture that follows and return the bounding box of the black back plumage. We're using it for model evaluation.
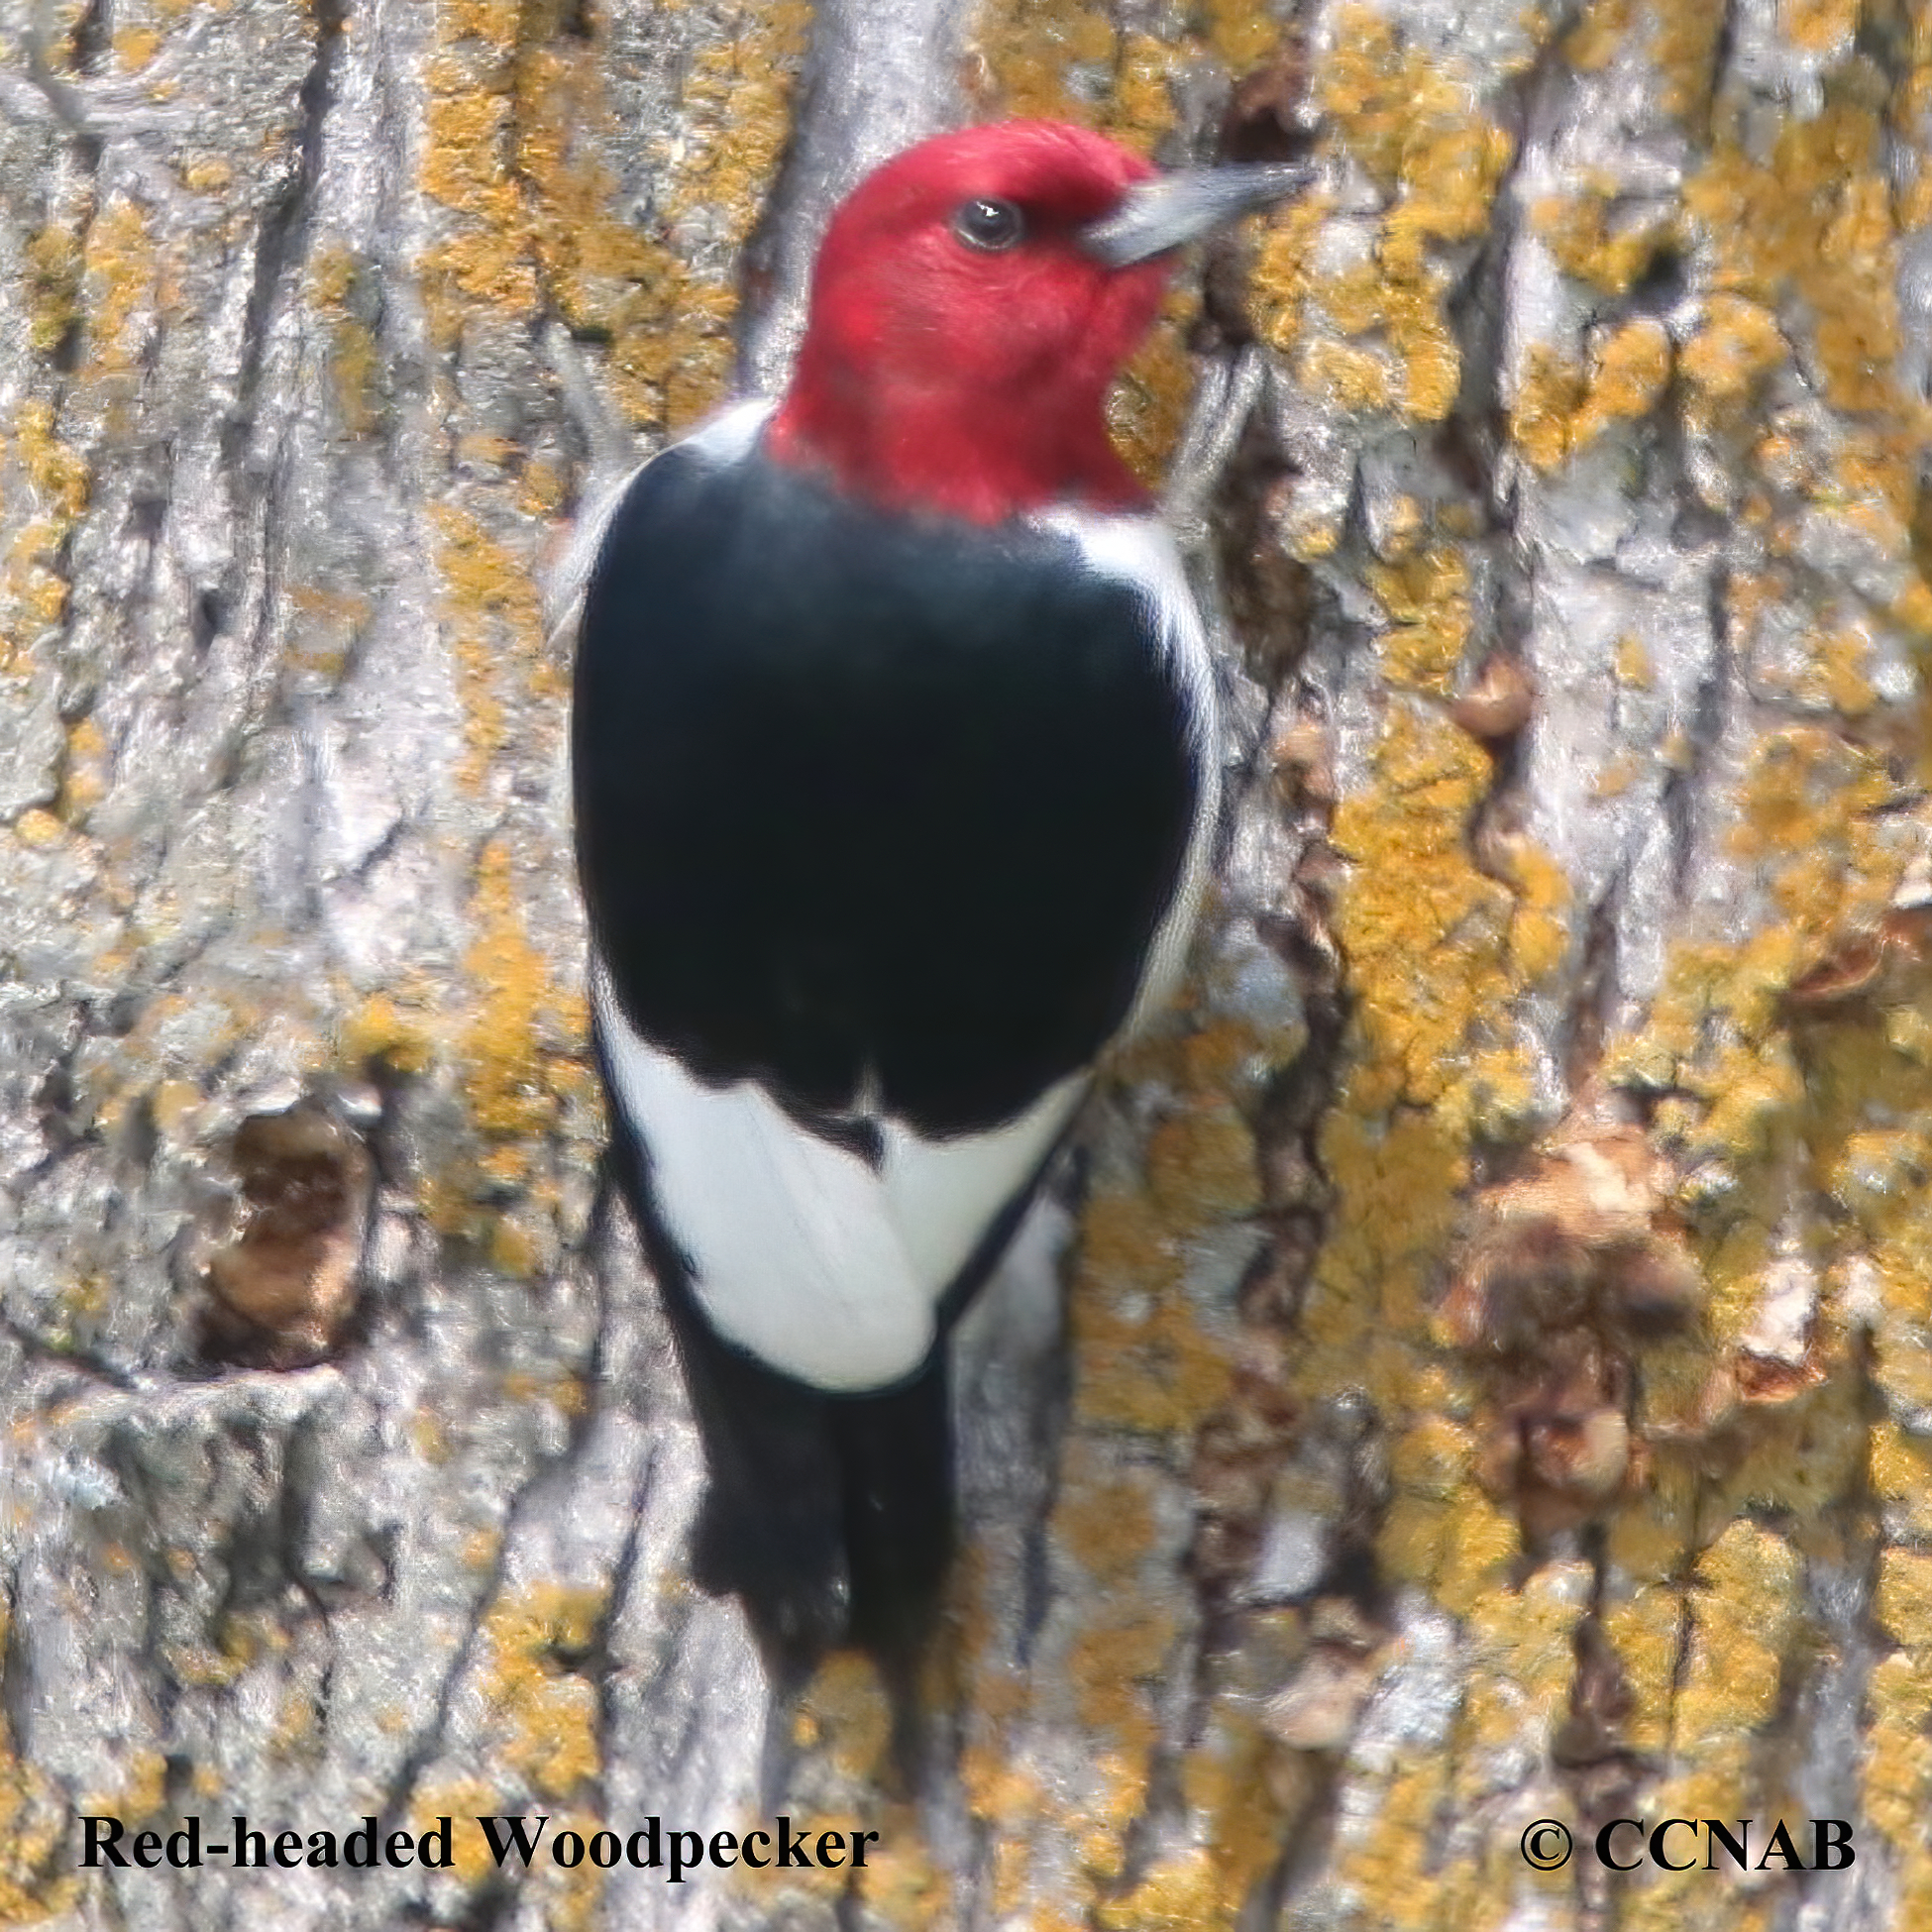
[573,433,1201,1137]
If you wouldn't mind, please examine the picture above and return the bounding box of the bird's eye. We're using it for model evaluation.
[951,197,1025,253]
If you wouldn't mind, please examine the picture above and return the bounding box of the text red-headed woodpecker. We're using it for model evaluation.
[571,121,1307,1658]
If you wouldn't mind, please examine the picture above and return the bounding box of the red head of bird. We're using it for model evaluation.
[768,121,1304,524]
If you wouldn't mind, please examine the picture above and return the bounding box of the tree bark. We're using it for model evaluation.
[2,0,1928,1926]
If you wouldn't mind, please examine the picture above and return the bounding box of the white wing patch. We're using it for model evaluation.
[594,964,1086,1392]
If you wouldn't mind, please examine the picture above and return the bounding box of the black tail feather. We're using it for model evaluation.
[829,1349,954,1657]
[656,1244,956,1664]
[654,1258,855,1660]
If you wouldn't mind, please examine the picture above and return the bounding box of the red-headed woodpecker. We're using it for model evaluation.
[571,121,1306,1658]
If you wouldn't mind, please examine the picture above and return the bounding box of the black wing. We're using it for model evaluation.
[572,432,1203,1139]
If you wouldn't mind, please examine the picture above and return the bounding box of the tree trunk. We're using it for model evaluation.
[2,0,1927,1926]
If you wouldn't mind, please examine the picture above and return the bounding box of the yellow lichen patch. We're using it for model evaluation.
[1305,931,1566,1608]
[1097,1849,1223,1930]
[1685,103,1900,417]
[81,193,159,377]
[430,499,547,792]
[83,1746,167,1826]
[58,716,111,821]
[959,1715,1046,1918]
[1593,752,1647,801]
[1679,1530,1795,1717]
[420,1,539,332]
[1144,1102,1259,1221]
[1563,0,1634,68]
[1109,29,1182,150]
[1168,1711,1307,1930]
[791,1652,893,1781]
[0,1749,80,1927]
[1278,16,1509,425]
[1532,186,1677,296]
[1110,283,1202,488]
[1647,0,1726,119]
[826,1800,945,1921]
[410,1781,502,1889]
[1613,936,1771,1092]
[659,3,809,233]
[1510,344,1587,470]
[1067,1189,1234,1434]
[1070,1614,1174,1755]
[1571,318,1673,450]
[288,581,375,688]
[479,1581,604,1799]
[1715,1362,1865,1534]
[970,0,1121,127]
[0,1746,78,1922]
[1614,633,1656,688]
[730,1815,874,1908]
[420,0,802,431]
[1322,8,1512,254]
[966,1038,1280,1932]
[113,22,162,67]
[1330,1756,1479,1931]
[306,245,383,438]
[1867,1646,1932,1851]
[1,397,90,669]
[736,1661,895,1906]
[1604,1528,1800,1925]
[1061,1005,1289,1443]
[1699,1040,1811,1185]
[1602,1582,1684,1756]
[1325,708,1534,1127]
[1389,1413,1477,1499]
[1812,624,1879,717]
[1303,1109,1467,1438]
[1732,727,1898,959]
[23,225,82,357]
[1274,494,1584,1847]
[633,0,809,429]
[958,1456,1183,1915]
[1778,0,1858,55]
[339,985,440,1078]
[1457,1563,1588,1769]
[1514,315,1671,465]
[179,154,234,194]
[1612,717,1902,1215]
[1869,1548,1932,1884]
[1679,293,1788,409]
[1381,1478,1520,1614]
[1797,987,1932,1428]
[1295,336,1396,414]
[1202,0,1278,69]
[453,841,585,1260]
[1323,9,1469,193]
[1248,196,1327,360]
[1840,429,1919,532]
[1368,546,1471,697]
[10,809,62,850]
